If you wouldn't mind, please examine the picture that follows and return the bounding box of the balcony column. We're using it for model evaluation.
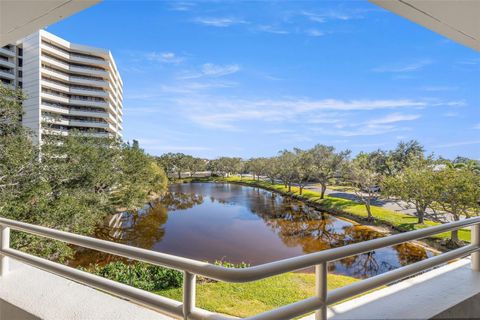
[0,226,10,276]
[315,262,328,320]
[182,271,196,320]
[472,224,480,271]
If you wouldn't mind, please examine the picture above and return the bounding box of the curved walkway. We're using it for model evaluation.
[305,184,452,223]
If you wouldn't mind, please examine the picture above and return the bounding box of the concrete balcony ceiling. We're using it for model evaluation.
[369,0,480,52]
[0,1,100,46]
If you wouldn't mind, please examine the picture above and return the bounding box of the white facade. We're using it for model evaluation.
[0,30,123,143]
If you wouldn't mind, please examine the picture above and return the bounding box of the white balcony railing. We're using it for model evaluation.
[0,216,479,320]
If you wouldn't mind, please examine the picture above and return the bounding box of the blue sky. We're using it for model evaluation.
[47,0,480,159]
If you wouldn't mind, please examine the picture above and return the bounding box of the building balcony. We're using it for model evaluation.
[0,47,15,57]
[0,59,15,69]
[42,56,109,79]
[70,54,109,68]
[0,217,479,320]
[70,108,110,119]
[43,79,108,98]
[0,69,15,80]
[41,92,109,109]
[69,119,110,129]
[42,42,109,69]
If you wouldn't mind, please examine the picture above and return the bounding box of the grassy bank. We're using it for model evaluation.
[157,272,357,317]
[190,176,470,242]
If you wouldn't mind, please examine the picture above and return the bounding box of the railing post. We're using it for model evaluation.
[183,271,196,320]
[315,262,328,320]
[0,226,10,276]
[472,224,480,271]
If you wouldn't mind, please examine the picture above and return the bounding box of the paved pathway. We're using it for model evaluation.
[304,183,452,222]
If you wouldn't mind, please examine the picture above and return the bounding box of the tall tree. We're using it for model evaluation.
[435,167,480,243]
[248,157,267,181]
[346,154,382,220]
[310,144,350,199]
[293,148,316,195]
[382,159,440,224]
[277,151,296,192]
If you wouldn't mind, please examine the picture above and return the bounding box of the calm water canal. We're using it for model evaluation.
[72,182,434,278]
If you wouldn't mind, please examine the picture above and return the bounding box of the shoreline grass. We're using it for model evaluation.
[188,176,470,243]
[156,272,358,318]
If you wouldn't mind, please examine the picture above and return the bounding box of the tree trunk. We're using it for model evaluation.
[178,171,181,179]
[288,184,291,192]
[451,229,459,243]
[320,183,327,199]
[365,202,372,220]
[299,186,303,195]
[416,208,425,224]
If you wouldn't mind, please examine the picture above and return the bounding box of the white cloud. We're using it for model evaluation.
[174,96,444,132]
[366,113,420,125]
[194,17,246,27]
[257,25,289,34]
[301,10,353,23]
[443,111,459,118]
[202,63,240,76]
[306,29,325,37]
[372,60,432,73]
[145,52,183,64]
[169,2,195,11]
[434,140,480,148]
[421,86,458,92]
[178,63,240,79]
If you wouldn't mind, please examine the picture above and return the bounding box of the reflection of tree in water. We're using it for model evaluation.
[237,189,431,278]
[394,243,428,265]
[71,191,203,267]
[331,226,430,278]
[244,190,346,252]
[158,192,203,211]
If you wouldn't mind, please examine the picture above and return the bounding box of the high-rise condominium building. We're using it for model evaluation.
[0,30,123,144]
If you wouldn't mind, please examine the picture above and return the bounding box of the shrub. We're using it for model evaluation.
[85,261,183,291]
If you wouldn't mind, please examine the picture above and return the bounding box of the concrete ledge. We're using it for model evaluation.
[302,258,480,319]
[0,259,174,320]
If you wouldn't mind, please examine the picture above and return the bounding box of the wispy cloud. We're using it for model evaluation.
[372,60,433,73]
[175,97,443,132]
[145,52,184,64]
[443,111,460,118]
[168,2,196,11]
[301,10,354,23]
[434,140,480,148]
[312,124,402,137]
[305,29,325,37]
[456,58,480,65]
[194,17,247,27]
[474,123,480,129]
[366,113,420,125]
[178,63,241,79]
[257,25,289,35]
[421,85,458,92]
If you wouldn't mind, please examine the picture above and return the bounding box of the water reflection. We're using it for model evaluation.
[71,183,434,278]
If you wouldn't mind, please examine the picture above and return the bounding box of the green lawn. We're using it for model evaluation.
[156,272,358,318]
[194,176,470,242]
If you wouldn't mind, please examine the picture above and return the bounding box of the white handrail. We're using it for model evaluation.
[0,216,479,320]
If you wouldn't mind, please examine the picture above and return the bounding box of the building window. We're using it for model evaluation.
[17,48,23,56]
[18,58,23,67]
[18,70,22,77]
